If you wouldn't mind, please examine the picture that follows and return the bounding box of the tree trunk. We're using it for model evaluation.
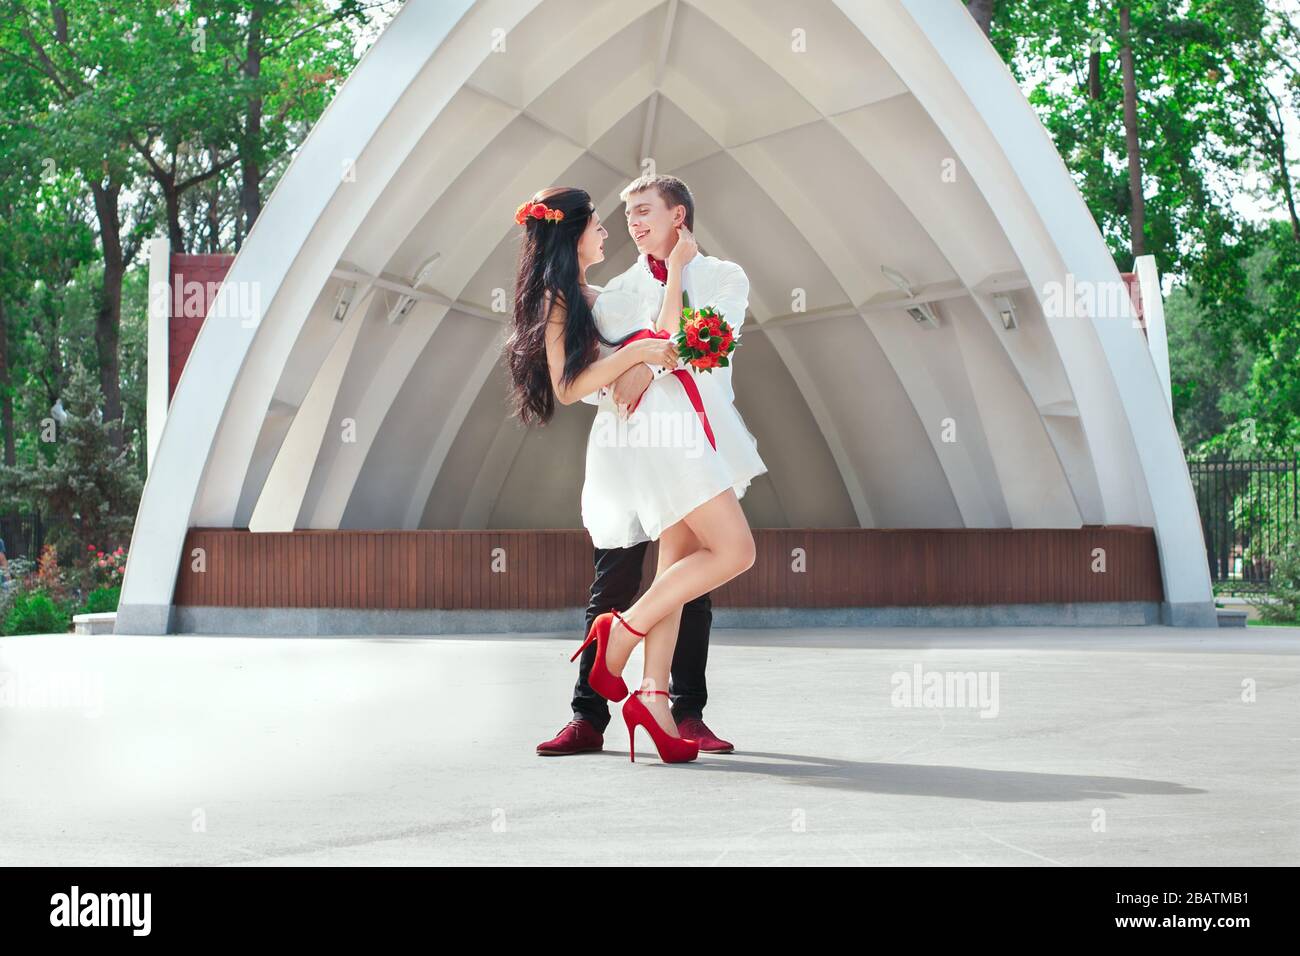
[1263,93,1300,243]
[207,146,223,251]
[0,297,16,557]
[1088,42,1106,223]
[1273,139,1300,244]
[0,299,14,468]
[967,0,994,36]
[38,296,64,410]
[1119,5,1146,258]
[162,176,184,252]
[89,180,125,452]
[239,9,264,241]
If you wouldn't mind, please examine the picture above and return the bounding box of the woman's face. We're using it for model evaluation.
[577,206,608,273]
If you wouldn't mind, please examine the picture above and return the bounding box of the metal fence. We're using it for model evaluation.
[1187,458,1299,590]
[0,512,58,562]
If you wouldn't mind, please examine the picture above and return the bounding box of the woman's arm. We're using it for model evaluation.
[653,227,699,334]
[654,267,685,335]
[545,294,673,406]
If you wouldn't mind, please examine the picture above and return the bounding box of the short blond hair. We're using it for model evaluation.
[619,174,694,230]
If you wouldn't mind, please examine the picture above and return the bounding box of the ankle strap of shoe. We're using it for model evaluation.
[634,689,669,697]
[612,608,647,638]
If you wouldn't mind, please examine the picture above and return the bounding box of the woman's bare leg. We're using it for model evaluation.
[605,488,755,679]
[636,521,700,736]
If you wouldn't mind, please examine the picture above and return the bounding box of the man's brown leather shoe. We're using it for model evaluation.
[537,718,604,756]
[676,717,734,753]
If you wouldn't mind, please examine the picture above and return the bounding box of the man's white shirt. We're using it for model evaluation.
[581,253,749,407]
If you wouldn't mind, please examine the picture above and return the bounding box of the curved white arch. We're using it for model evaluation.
[878,0,1207,616]
[116,0,1216,633]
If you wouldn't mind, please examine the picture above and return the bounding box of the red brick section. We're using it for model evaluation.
[169,253,235,403]
[174,527,1164,609]
[1119,272,1146,338]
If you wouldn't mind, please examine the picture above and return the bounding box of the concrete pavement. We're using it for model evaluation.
[1,627,1296,865]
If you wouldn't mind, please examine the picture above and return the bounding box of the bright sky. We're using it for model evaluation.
[1233,0,1300,223]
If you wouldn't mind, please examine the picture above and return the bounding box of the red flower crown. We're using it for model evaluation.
[515,199,565,225]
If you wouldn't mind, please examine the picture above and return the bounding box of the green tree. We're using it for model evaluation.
[0,1,161,454]
[195,0,381,247]
[990,0,1300,448]
[0,359,142,560]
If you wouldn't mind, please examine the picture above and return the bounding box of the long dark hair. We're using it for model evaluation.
[504,186,621,427]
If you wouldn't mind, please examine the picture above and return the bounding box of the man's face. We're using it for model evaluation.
[625,189,685,260]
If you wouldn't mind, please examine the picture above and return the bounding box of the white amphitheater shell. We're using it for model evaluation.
[115,0,1217,633]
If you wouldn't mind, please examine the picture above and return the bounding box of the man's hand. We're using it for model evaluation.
[611,363,654,416]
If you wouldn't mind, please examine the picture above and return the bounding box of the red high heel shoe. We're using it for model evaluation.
[623,690,699,764]
[570,609,645,702]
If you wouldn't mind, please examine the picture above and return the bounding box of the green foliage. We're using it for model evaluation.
[0,360,143,558]
[1246,523,1300,623]
[991,0,1254,279]
[81,585,120,614]
[84,544,128,589]
[3,589,71,636]
[1166,276,1257,452]
[1174,222,1300,456]
[0,546,120,624]
[0,0,398,517]
[1244,223,1300,448]
[986,0,1300,452]
[1231,465,1297,565]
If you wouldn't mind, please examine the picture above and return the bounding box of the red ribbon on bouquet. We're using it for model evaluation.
[616,328,717,451]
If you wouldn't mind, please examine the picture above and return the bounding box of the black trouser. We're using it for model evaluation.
[571,541,712,734]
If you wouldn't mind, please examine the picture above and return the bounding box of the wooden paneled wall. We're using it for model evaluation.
[174,527,1164,608]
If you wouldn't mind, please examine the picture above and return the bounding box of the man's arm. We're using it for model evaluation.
[616,263,750,394]
[709,261,749,334]
[613,263,749,398]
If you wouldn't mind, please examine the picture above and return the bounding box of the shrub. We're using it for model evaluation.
[84,543,127,590]
[82,585,120,614]
[0,360,142,556]
[3,590,72,636]
[34,544,70,605]
[1247,525,1300,624]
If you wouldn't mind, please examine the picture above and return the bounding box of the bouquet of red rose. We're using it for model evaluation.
[675,300,736,372]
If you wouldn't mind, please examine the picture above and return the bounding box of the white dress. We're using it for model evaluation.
[581,285,768,549]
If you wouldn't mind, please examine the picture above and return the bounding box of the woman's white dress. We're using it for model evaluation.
[581,285,768,549]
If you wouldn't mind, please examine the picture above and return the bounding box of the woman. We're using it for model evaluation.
[504,186,766,764]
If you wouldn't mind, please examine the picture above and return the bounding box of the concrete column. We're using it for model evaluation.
[146,237,171,474]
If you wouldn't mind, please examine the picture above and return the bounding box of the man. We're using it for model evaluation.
[537,174,749,757]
